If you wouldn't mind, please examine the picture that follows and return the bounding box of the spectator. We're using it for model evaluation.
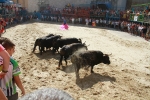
[138,24,143,36]
[146,25,150,40]
[63,17,67,25]
[141,25,147,39]
[72,17,75,24]
[0,38,25,100]
[127,22,131,33]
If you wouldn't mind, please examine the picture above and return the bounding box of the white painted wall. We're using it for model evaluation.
[27,0,39,12]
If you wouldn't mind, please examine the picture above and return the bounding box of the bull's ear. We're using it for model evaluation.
[104,53,112,56]
[108,53,112,56]
[79,38,82,42]
[103,54,108,56]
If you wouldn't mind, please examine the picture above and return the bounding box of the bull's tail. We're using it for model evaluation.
[58,55,63,68]
[33,41,37,52]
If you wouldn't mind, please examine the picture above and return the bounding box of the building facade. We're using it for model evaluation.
[11,0,150,12]
[12,0,28,8]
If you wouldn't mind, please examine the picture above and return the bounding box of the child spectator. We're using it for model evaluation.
[0,38,25,100]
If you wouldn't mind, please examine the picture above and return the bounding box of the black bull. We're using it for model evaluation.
[58,43,88,69]
[53,38,82,52]
[71,50,111,78]
[40,35,61,55]
[32,34,54,52]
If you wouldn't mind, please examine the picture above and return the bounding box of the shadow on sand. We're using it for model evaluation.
[33,49,60,60]
[61,64,75,73]
[76,73,116,90]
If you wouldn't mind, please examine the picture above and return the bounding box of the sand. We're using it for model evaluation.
[2,21,150,100]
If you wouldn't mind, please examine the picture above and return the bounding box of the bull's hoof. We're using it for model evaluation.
[56,67,60,70]
[91,71,94,73]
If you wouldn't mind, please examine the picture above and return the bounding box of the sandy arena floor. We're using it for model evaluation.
[2,21,150,100]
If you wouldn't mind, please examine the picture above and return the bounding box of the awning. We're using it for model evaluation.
[0,0,7,3]
[97,2,112,9]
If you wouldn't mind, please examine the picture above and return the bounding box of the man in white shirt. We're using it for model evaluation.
[138,25,143,36]
[72,18,75,24]
[85,18,89,26]
[95,19,99,26]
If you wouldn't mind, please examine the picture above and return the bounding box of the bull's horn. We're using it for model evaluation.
[107,53,112,56]
[87,44,90,46]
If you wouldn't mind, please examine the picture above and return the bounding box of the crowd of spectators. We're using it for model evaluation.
[130,5,150,19]
[38,3,150,41]
[0,4,33,36]
[40,5,61,15]
[0,3,149,41]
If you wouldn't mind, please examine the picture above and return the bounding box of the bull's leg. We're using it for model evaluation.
[40,49,42,55]
[39,46,41,52]
[64,55,69,66]
[52,47,56,52]
[57,49,59,53]
[43,47,46,52]
[73,63,76,72]
[75,63,80,78]
[58,55,63,68]
[40,46,44,55]
[91,66,94,73]
[56,47,59,53]
[33,44,37,52]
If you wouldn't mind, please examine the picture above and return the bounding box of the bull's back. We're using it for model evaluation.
[71,50,103,64]
[58,38,81,47]
[45,34,54,37]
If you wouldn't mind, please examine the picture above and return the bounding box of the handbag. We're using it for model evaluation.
[7,92,18,100]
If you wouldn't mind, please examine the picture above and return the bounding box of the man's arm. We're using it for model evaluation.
[0,88,8,100]
[0,50,10,72]
[14,76,25,96]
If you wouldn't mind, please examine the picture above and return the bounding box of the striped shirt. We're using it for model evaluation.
[0,57,21,96]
